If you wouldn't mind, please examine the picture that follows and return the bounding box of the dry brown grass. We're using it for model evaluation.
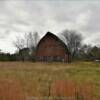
[75,82,94,100]
[0,61,99,100]
[0,78,24,100]
[51,80,94,100]
[51,80,76,97]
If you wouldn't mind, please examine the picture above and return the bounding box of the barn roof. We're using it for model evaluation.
[36,31,70,54]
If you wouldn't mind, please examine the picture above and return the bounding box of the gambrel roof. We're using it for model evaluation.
[36,31,70,54]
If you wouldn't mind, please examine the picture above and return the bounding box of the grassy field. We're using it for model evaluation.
[0,61,100,100]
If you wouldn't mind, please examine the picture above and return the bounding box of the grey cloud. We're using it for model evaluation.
[80,3,100,33]
[0,0,100,53]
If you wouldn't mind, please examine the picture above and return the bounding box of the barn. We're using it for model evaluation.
[36,32,70,62]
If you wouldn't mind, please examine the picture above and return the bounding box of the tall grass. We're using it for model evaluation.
[0,78,24,100]
[0,62,99,100]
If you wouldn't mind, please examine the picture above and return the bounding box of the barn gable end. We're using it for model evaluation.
[36,32,70,62]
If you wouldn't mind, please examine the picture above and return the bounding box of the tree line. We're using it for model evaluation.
[0,29,100,62]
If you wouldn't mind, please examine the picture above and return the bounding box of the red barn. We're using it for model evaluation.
[36,32,70,62]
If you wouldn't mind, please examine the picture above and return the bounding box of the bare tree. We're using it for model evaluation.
[27,32,39,50]
[13,32,39,50]
[27,32,39,59]
[13,32,39,61]
[62,29,83,60]
[13,37,25,50]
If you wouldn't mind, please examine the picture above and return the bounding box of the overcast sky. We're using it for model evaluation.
[0,0,100,53]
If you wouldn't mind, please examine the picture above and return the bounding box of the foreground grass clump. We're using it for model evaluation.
[0,61,99,100]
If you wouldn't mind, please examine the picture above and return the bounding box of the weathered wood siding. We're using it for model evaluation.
[36,32,69,62]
